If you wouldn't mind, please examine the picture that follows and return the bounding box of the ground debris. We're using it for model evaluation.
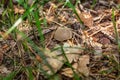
[0,0,120,80]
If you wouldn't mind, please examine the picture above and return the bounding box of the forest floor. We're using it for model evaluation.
[0,0,120,80]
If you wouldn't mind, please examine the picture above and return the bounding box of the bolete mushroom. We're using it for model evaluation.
[54,27,72,41]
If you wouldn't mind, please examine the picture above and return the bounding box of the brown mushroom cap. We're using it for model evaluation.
[54,27,72,41]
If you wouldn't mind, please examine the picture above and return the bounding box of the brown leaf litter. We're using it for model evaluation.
[0,0,120,80]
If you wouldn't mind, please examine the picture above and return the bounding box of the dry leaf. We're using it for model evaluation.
[61,68,74,78]
[58,11,69,22]
[45,2,56,24]
[43,48,58,57]
[41,42,84,75]
[47,2,57,15]
[61,63,78,78]
[14,5,25,14]
[82,31,102,57]
[66,54,79,63]
[43,58,64,75]
[57,54,79,64]
[17,21,32,33]
[76,9,93,28]
[61,56,89,78]
[63,42,83,54]
[77,55,90,77]
[46,15,55,24]
[0,65,11,75]
[53,42,83,56]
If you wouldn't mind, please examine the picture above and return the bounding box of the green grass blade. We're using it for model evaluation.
[25,67,34,80]
[112,8,119,43]
[60,45,80,80]
[112,8,120,52]
[66,1,83,24]
[91,0,97,9]
[4,4,35,37]
[33,7,45,47]
[3,68,21,80]
[17,31,55,76]
[3,71,17,80]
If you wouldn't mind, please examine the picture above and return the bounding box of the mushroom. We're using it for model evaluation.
[54,27,72,41]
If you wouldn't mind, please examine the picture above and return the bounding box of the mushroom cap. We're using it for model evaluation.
[54,27,72,41]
